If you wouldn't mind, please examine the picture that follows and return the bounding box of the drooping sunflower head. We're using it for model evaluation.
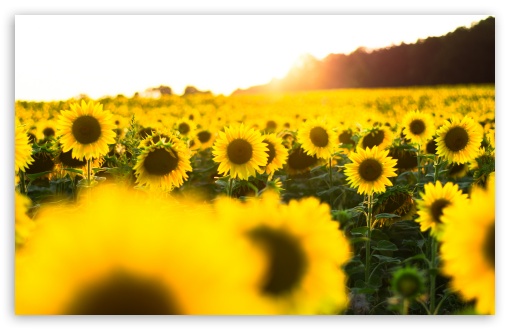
[15,119,34,173]
[374,185,416,227]
[285,145,320,177]
[214,192,351,314]
[133,133,192,191]
[415,181,468,238]
[296,117,336,160]
[388,146,418,172]
[401,110,435,145]
[440,173,495,314]
[212,123,268,180]
[56,100,117,161]
[359,126,394,151]
[261,133,288,177]
[344,146,398,195]
[435,116,484,164]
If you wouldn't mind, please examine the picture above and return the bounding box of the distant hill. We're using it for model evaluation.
[233,16,495,95]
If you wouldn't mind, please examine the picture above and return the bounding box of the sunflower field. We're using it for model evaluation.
[14,84,495,315]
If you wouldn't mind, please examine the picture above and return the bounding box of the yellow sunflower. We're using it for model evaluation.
[16,185,270,315]
[133,133,192,191]
[212,123,268,180]
[56,100,117,161]
[440,173,495,314]
[15,119,34,173]
[173,117,197,139]
[415,181,468,238]
[296,117,336,160]
[401,110,435,145]
[358,126,394,151]
[344,146,398,195]
[261,133,287,177]
[15,191,35,248]
[435,116,484,164]
[214,192,351,314]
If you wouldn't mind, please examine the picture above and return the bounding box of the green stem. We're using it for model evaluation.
[429,236,437,314]
[87,158,92,186]
[227,177,234,198]
[416,144,422,188]
[329,157,333,188]
[402,298,409,315]
[365,192,374,284]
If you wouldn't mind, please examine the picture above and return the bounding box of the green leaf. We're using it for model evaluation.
[375,213,400,219]
[351,226,369,236]
[372,254,401,264]
[371,240,398,251]
[26,171,53,181]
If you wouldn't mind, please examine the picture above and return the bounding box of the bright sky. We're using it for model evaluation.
[15,15,490,101]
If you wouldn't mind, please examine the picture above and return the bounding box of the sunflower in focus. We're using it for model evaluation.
[440,173,495,314]
[261,133,287,178]
[359,126,394,151]
[215,192,351,314]
[435,116,483,164]
[344,146,398,195]
[134,133,192,191]
[56,100,117,161]
[415,181,467,238]
[15,119,34,173]
[15,191,35,248]
[212,124,268,180]
[296,117,336,160]
[16,185,270,315]
[401,110,435,145]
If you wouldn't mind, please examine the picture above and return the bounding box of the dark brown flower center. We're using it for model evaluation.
[309,127,329,147]
[227,139,253,165]
[248,226,307,296]
[143,148,178,176]
[264,140,276,166]
[287,147,317,171]
[444,127,469,152]
[265,120,277,132]
[483,222,495,269]
[197,131,212,143]
[426,139,438,154]
[430,198,451,223]
[362,129,385,149]
[178,123,190,135]
[65,270,182,315]
[26,152,55,175]
[59,149,87,168]
[358,159,383,181]
[409,119,426,135]
[43,127,55,137]
[339,131,355,145]
[72,116,101,144]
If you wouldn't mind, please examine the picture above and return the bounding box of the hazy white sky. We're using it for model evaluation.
[15,14,490,101]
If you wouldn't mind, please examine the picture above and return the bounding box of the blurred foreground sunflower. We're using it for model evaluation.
[215,192,351,314]
[440,173,495,314]
[16,185,270,315]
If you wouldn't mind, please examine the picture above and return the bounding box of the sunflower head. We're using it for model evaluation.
[133,133,192,191]
[359,126,394,151]
[212,124,268,181]
[15,119,34,173]
[261,133,288,177]
[296,117,336,160]
[415,181,468,238]
[440,173,495,314]
[435,116,484,164]
[374,185,416,227]
[344,146,398,195]
[56,100,117,161]
[401,110,435,145]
